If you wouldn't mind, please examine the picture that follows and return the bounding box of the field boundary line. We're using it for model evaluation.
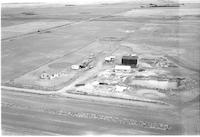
[2,6,136,42]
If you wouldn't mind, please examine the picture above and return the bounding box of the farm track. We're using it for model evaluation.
[2,2,200,135]
[1,6,135,42]
[9,39,97,82]
[2,21,73,41]
[2,17,99,41]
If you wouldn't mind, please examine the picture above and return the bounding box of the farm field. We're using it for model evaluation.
[1,0,200,135]
[2,21,73,39]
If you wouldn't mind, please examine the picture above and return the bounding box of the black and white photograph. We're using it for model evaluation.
[1,0,200,135]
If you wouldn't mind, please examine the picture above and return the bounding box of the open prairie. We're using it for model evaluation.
[1,0,200,135]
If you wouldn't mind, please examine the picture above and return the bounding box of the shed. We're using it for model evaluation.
[71,65,80,70]
[105,57,111,62]
[105,56,115,62]
[122,55,138,67]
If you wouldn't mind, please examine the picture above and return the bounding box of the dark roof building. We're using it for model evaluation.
[122,55,138,67]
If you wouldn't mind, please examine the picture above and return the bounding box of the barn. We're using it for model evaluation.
[122,55,138,67]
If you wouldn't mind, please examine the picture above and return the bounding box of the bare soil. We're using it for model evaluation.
[1,1,200,135]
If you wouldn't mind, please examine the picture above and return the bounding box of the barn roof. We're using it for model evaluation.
[122,55,138,60]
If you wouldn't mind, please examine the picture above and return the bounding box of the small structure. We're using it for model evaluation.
[71,65,80,70]
[105,56,116,63]
[122,55,138,67]
[114,65,131,73]
[105,57,111,62]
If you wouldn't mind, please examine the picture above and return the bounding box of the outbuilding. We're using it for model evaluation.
[122,55,138,67]
[105,56,116,62]
[71,65,80,70]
